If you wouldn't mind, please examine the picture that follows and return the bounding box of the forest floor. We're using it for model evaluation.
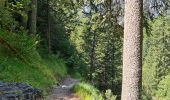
[46,76,80,100]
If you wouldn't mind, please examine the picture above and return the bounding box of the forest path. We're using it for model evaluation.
[46,76,80,100]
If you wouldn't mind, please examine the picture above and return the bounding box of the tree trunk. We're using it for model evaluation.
[0,0,5,9]
[90,30,96,81]
[121,0,143,100]
[47,0,52,54]
[29,0,37,34]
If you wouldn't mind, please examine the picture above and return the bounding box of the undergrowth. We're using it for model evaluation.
[73,82,117,100]
[73,82,103,100]
[0,31,67,94]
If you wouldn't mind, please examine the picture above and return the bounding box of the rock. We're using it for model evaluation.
[0,82,43,100]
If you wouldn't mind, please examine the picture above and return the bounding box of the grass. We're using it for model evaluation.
[72,82,103,100]
[0,31,68,94]
[0,55,67,94]
[42,55,68,79]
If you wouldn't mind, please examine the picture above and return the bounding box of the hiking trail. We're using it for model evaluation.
[46,76,80,100]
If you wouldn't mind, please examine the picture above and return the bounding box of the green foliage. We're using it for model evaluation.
[37,0,87,78]
[0,0,5,9]
[70,5,123,97]
[73,82,103,100]
[0,55,67,94]
[0,0,122,98]
[42,55,67,78]
[0,30,67,94]
[142,16,170,99]
[0,31,40,63]
[73,83,117,100]
[0,57,55,92]
[156,75,170,100]
[3,0,170,99]
[105,89,117,100]
[0,9,18,31]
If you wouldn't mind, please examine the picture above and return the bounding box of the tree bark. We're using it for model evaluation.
[0,0,5,9]
[121,0,143,100]
[47,0,52,54]
[90,30,96,81]
[29,0,37,34]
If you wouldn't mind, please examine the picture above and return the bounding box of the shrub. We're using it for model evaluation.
[104,89,117,100]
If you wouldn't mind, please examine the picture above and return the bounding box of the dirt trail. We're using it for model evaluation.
[46,76,80,100]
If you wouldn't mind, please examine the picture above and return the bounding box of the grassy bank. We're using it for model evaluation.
[73,82,117,100]
[72,82,103,100]
[0,31,67,93]
[0,55,67,93]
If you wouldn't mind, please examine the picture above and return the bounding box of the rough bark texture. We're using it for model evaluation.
[121,0,143,100]
[47,0,52,54]
[29,0,37,34]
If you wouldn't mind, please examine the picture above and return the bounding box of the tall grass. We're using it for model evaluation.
[0,31,67,94]
[73,82,117,100]
[73,82,103,100]
[42,55,68,79]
